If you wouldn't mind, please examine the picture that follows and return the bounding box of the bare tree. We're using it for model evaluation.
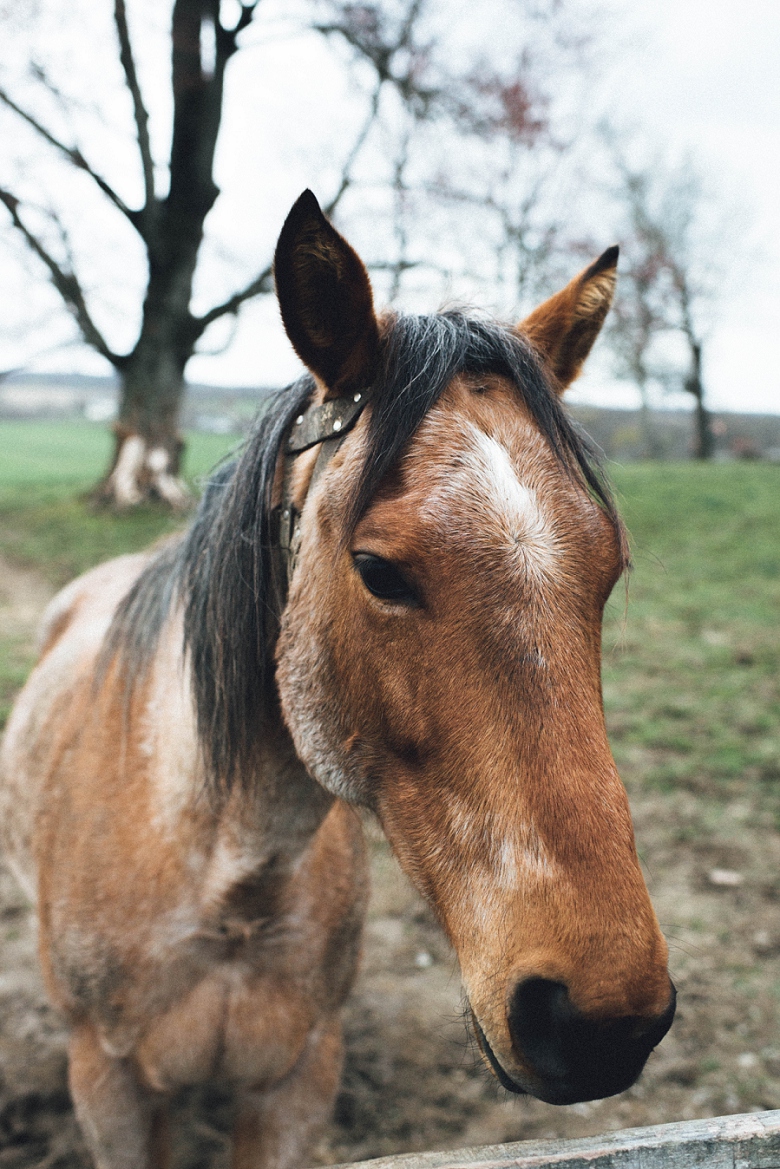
[0,0,441,504]
[607,148,728,459]
[1,0,421,505]
[311,0,607,313]
[1,0,597,503]
[416,2,608,323]
[605,242,669,457]
[428,117,566,312]
[3,0,267,505]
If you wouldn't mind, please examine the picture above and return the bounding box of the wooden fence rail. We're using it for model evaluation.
[331,1109,780,1169]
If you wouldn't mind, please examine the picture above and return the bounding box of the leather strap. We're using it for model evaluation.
[286,390,368,453]
[275,386,371,597]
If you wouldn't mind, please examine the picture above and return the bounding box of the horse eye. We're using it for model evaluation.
[353,553,418,605]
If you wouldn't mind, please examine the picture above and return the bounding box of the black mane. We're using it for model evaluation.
[107,310,622,789]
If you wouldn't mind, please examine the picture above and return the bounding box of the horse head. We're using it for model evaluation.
[272,190,675,1105]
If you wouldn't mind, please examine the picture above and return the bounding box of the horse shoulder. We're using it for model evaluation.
[36,552,153,659]
[0,552,153,902]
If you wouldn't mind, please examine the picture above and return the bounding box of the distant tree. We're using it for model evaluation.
[0,0,590,506]
[604,227,670,457]
[315,1,602,322]
[414,11,603,319]
[428,113,569,313]
[607,147,728,459]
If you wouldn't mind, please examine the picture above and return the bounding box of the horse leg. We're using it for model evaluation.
[231,1016,343,1169]
[148,1107,171,1169]
[68,1022,167,1169]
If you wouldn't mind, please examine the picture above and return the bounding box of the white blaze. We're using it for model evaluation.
[422,422,560,577]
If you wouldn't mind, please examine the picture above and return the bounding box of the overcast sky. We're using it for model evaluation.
[1,0,778,414]
[568,0,780,414]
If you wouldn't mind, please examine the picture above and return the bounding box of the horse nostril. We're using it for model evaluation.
[509,977,572,1082]
[508,976,676,1104]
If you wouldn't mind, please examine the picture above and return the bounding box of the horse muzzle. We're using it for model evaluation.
[472,976,676,1105]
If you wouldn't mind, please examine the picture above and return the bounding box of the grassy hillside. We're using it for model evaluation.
[1,422,778,822]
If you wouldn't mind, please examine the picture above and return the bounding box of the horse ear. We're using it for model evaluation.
[274,190,380,398]
[518,247,619,393]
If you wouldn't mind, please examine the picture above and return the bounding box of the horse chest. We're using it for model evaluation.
[126,818,364,1092]
[133,964,314,1093]
[131,853,306,1082]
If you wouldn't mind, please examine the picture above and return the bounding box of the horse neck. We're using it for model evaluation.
[138,609,334,879]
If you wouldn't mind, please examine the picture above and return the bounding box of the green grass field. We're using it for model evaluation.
[1,421,778,821]
[602,464,780,814]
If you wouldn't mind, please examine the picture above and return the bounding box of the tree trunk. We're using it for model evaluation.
[94,236,200,509]
[95,0,237,508]
[685,340,714,460]
[97,340,189,509]
[95,211,202,508]
[636,375,662,460]
[692,393,714,461]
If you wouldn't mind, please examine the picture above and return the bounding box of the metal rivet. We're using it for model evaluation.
[333,418,342,432]
[295,415,304,424]
[282,509,289,519]
[353,392,362,402]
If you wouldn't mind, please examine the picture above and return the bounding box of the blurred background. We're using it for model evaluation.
[0,1,778,1167]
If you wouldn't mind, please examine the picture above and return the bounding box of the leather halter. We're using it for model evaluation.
[275,386,371,596]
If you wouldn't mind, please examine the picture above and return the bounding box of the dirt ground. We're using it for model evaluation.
[1,556,779,1169]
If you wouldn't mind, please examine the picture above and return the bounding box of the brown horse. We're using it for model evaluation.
[0,191,675,1169]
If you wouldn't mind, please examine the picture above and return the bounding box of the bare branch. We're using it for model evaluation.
[387,129,411,300]
[191,263,274,337]
[0,188,122,366]
[313,0,439,116]
[368,258,422,272]
[223,2,260,40]
[113,0,155,211]
[323,81,382,218]
[0,86,141,231]
[194,310,241,356]
[194,69,383,336]
[28,61,72,117]
[214,2,261,62]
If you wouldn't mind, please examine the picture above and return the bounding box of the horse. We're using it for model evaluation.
[0,190,675,1169]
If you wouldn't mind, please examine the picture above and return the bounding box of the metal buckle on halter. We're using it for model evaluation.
[277,501,299,554]
[275,387,371,595]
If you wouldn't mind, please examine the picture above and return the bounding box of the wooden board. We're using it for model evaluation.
[329,1109,780,1169]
